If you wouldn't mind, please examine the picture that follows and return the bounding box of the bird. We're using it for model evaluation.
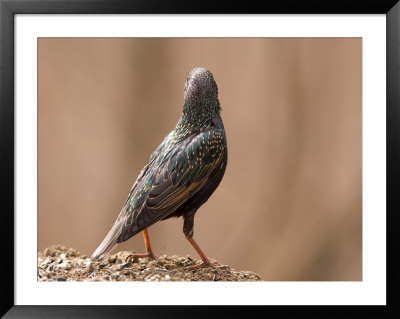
[91,67,228,270]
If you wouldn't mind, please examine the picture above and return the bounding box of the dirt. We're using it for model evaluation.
[38,245,261,282]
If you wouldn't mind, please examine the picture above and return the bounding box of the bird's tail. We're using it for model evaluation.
[91,218,125,262]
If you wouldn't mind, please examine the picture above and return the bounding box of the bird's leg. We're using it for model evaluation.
[125,229,158,262]
[185,235,226,270]
[183,211,229,271]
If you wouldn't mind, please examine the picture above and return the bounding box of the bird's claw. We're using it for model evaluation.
[125,251,158,262]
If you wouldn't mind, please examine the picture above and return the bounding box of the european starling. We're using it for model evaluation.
[91,67,227,270]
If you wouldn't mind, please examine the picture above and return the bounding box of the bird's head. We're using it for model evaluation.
[184,67,218,103]
[181,67,221,127]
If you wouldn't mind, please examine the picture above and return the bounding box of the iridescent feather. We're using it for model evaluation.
[91,68,227,262]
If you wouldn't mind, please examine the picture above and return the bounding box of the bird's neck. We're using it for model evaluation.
[178,99,220,129]
[174,107,218,141]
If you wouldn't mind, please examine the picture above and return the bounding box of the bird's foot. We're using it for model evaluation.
[125,250,158,262]
[185,258,230,271]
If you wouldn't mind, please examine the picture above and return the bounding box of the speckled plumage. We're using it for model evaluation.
[92,68,227,264]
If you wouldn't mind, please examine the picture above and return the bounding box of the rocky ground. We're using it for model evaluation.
[38,245,261,282]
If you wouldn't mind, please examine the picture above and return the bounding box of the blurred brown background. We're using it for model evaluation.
[38,38,361,281]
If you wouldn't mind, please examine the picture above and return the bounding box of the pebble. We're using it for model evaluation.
[164,264,175,270]
[108,255,117,264]
[38,247,262,282]
[155,268,166,273]
[38,269,46,278]
[42,258,51,265]
[145,274,161,281]
[56,276,67,281]
[119,262,132,270]
[57,261,70,269]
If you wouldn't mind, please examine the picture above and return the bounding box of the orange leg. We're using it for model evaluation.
[185,235,229,271]
[125,229,157,261]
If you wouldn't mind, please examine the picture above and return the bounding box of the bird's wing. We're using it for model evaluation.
[118,127,226,242]
[91,135,169,261]
[121,134,169,208]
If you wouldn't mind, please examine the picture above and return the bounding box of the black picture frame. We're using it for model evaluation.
[1,0,399,318]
